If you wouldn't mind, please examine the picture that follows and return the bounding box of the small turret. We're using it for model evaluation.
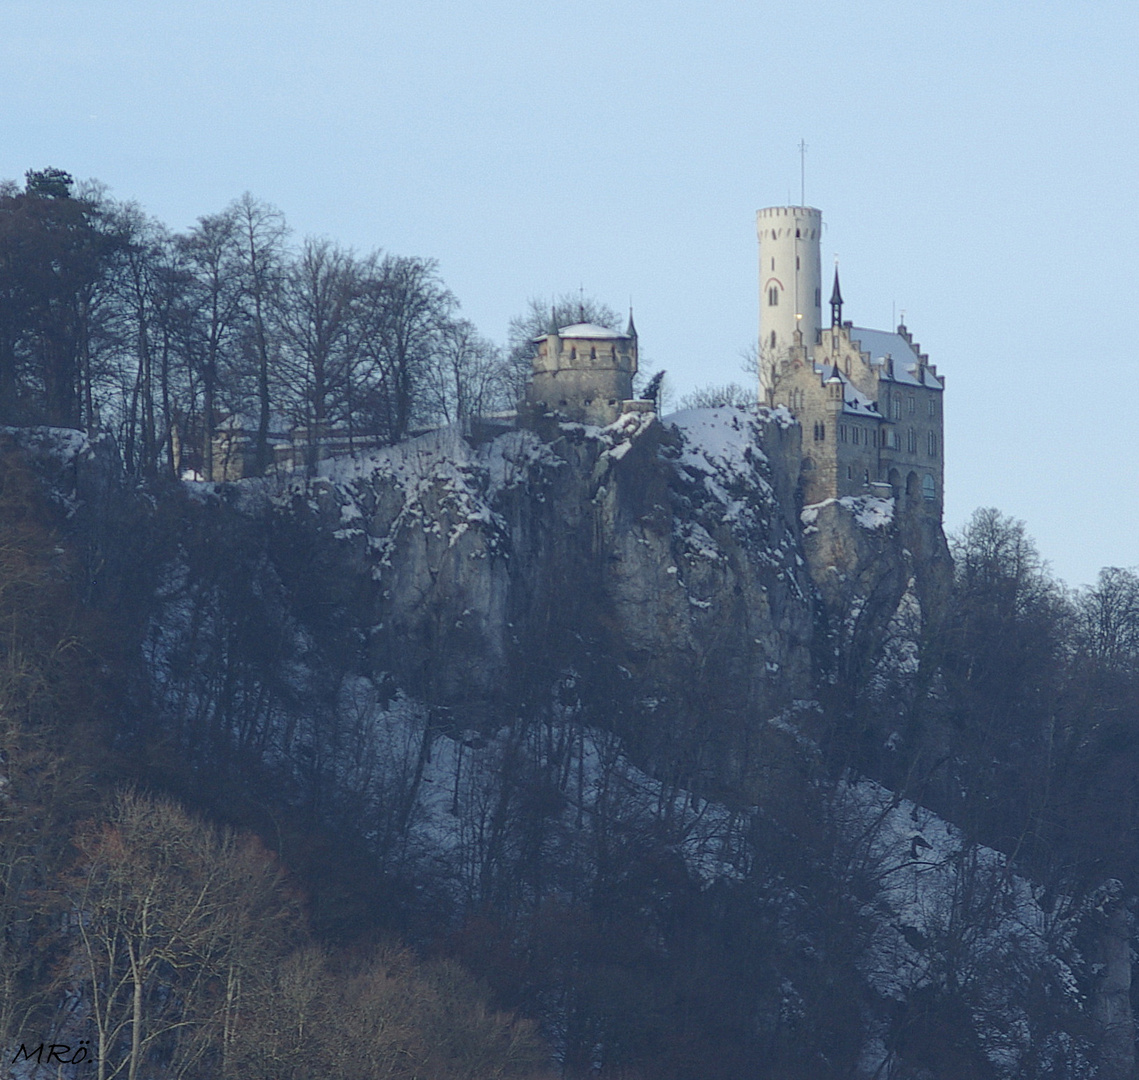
[523,319,638,426]
[826,365,844,406]
[830,266,843,328]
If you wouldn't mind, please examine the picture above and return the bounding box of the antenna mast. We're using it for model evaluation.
[798,139,807,205]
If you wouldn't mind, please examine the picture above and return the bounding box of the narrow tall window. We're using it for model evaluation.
[908,396,915,415]
[768,287,779,306]
[907,428,916,453]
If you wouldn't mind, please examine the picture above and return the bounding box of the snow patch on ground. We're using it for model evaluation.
[801,494,894,530]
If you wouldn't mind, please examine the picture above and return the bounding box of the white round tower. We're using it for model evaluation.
[756,206,823,401]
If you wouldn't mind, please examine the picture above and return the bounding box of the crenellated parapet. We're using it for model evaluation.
[522,317,639,427]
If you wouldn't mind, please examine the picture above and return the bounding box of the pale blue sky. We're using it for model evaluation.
[4,0,1137,587]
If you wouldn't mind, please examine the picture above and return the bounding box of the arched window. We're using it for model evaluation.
[907,427,917,453]
[922,475,936,500]
[768,287,779,306]
[908,396,915,415]
[928,432,937,456]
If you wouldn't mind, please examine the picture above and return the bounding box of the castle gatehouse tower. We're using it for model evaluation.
[757,206,823,402]
[523,315,639,426]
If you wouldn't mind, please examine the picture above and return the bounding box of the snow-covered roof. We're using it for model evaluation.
[848,327,944,389]
[811,365,883,418]
[842,382,881,417]
[555,322,627,339]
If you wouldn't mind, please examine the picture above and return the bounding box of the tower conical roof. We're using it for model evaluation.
[829,266,844,329]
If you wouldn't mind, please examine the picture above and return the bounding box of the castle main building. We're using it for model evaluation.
[758,206,944,513]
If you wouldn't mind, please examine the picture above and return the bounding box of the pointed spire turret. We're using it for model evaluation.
[829,264,843,327]
[626,307,637,339]
[546,306,559,335]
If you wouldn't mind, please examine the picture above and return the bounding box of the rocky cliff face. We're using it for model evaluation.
[2,409,949,795]
[800,492,953,690]
[214,403,946,794]
[262,407,821,792]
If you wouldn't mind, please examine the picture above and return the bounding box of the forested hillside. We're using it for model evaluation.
[3,171,1139,1079]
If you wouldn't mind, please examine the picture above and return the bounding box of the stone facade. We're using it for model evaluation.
[758,206,945,515]
[523,317,639,426]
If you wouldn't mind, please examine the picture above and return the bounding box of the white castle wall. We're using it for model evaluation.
[757,206,823,401]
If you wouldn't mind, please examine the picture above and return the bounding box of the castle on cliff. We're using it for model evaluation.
[757,206,944,513]
[520,206,945,517]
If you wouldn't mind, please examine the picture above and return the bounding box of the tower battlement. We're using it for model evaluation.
[523,317,638,426]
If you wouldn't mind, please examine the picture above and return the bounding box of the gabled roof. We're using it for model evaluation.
[812,364,881,418]
[848,327,943,389]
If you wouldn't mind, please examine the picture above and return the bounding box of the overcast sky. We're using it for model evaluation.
[4,0,1137,588]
